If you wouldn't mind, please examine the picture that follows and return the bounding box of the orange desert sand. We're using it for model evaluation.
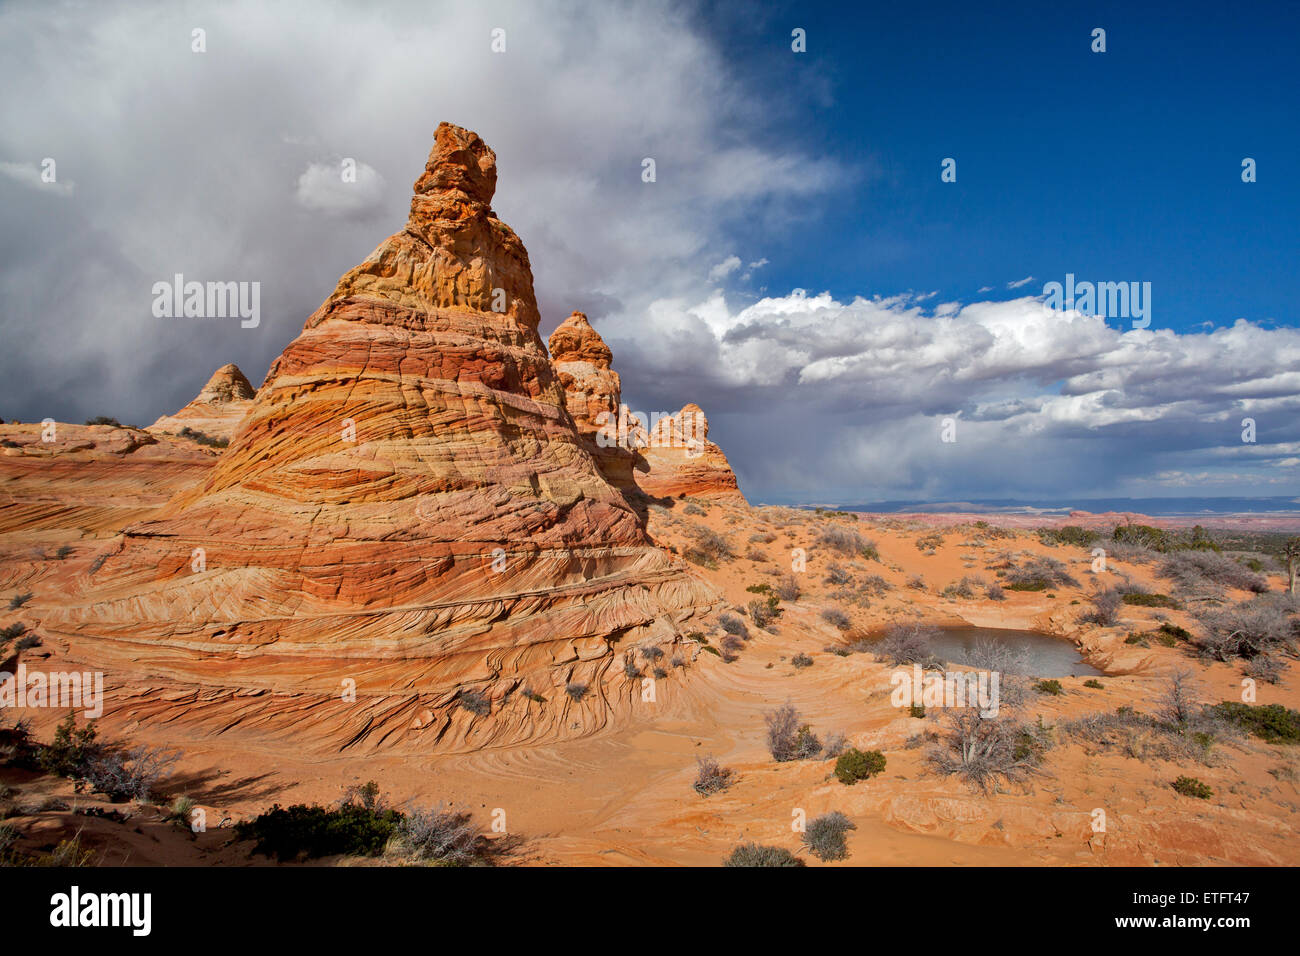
[1,125,1296,866]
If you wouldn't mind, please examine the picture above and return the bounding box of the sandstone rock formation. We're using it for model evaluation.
[148,363,256,442]
[546,311,742,501]
[34,123,718,754]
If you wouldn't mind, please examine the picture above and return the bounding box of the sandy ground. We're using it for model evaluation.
[3,499,1298,866]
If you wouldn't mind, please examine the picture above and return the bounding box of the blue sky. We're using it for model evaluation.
[0,0,1296,504]
[693,0,1298,336]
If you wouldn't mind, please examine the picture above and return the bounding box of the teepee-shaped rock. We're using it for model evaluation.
[148,363,256,442]
[46,124,717,753]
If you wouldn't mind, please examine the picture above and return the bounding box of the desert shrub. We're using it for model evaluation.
[1035,679,1064,696]
[791,652,814,669]
[1079,589,1122,626]
[874,623,937,666]
[684,524,734,568]
[693,756,735,796]
[909,704,926,718]
[522,687,546,703]
[961,637,1031,707]
[1159,622,1193,642]
[0,822,18,862]
[774,574,801,602]
[749,531,777,544]
[748,597,781,628]
[1196,598,1297,661]
[1171,776,1212,800]
[824,562,851,586]
[85,416,122,427]
[456,689,491,716]
[237,798,402,861]
[907,575,926,590]
[177,426,229,449]
[764,701,822,762]
[823,644,850,657]
[719,612,750,638]
[986,583,1005,601]
[83,746,179,802]
[670,654,685,668]
[1004,556,1077,591]
[801,811,856,861]
[623,653,642,679]
[928,710,1044,792]
[1083,678,1105,689]
[1160,551,1267,595]
[823,731,847,757]
[820,607,850,630]
[720,634,745,661]
[1123,592,1180,609]
[639,645,665,663]
[1210,702,1300,744]
[1038,526,1099,548]
[34,836,96,867]
[817,525,877,560]
[683,502,707,516]
[745,547,769,561]
[565,682,588,702]
[1243,655,1285,684]
[393,805,486,865]
[941,578,976,599]
[723,843,805,867]
[833,748,886,785]
[36,714,100,778]
[7,592,32,610]
[915,532,944,552]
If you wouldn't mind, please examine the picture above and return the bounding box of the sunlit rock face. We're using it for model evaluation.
[33,123,718,754]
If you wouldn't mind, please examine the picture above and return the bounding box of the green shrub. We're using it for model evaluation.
[1038,526,1099,548]
[1122,592,1180,609]
[791,652,814,668]
[833,748,886,785]
[1210,702,1300,744]
[1171,776,1212,800]
[36,713,99,777]
[236,795,402,861]
[909,703,926,718]
[1035,679,1064,696]
[1083,678,1105,689]
[1158,623,1193,642]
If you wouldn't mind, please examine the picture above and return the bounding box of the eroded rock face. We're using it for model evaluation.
[36,123,718,753]
[148,363,256,442]
[546,314,743,502]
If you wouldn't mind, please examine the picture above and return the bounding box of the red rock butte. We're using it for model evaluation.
[35,123,733,753]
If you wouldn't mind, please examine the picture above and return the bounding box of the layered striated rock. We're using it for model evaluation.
[148,363,256,442]
[636,402,741,500]
[547,313,743,501]
[35,123,717,753]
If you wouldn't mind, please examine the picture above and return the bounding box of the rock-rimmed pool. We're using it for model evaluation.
[919,625,1103,678]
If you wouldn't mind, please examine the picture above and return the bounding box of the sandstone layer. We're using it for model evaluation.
[546,310,742,501]
[31,124,719,753]
[148,363,256,442]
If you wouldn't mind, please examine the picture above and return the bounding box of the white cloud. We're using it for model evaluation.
[1007,275,1034,289]
[708,255,742,283]
[295,160,385,217]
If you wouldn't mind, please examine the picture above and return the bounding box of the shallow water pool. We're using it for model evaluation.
[920,625,1102,678]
